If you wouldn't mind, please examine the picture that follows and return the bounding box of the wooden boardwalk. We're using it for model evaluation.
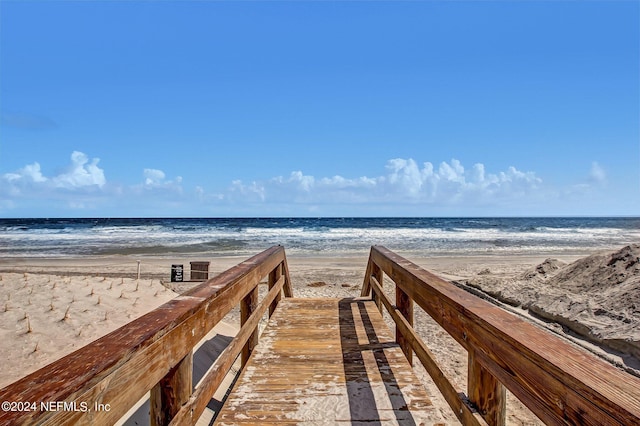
[2,246,639,426]
[215,298,435,425]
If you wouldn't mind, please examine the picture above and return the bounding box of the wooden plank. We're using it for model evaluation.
[240,287,258,367]
[360,249,374,297]
[268,263,282,317]
[215,298,435,424]
[369,275,486,426]
[0,246,287,426]
[280,247,294,298]
[151,351,193,426]
[468,348,506,426]
[370,245,640,426]
[395,282,413,364]
[372,262,384,314]
[170,275,285,426]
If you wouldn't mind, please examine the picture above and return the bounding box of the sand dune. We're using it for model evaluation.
[2,248,639,424]
[0,272,177,388]
[465,244,640,369]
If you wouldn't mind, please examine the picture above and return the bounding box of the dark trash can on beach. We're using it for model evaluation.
[171,264,184,282]
[190,261,210,281]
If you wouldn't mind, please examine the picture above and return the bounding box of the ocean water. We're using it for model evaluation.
[0,217,638,258]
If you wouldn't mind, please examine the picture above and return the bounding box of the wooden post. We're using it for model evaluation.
[268,263,283,317]
[281,250,294,298]
[372,264,383,314]
[150,351,193,426]
[360,251,374,297]
[468,348,506,426]
[241,286,259,367]
[396,283,413,365]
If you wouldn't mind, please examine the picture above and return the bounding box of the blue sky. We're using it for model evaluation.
[1,1,638,217]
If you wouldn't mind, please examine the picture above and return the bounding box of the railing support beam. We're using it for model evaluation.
[0,246,292,426]
[241,286,259,367]
[150,350,193,426]
[396,283,414,365]
[372,264,383,314]
[268,263,283,317]
[468,348,506,426]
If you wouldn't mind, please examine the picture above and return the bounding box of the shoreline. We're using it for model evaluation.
[1,247,638,424]
[0,250,590,277]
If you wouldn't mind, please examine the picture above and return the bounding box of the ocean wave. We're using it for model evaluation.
[1,217,638,257]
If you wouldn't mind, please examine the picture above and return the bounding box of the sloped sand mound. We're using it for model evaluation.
[466,245,640,360]
[521,258,567,280]
[548,244,640,291]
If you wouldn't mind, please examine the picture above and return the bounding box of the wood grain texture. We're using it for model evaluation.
[170,275,286,426]
[0,246,288,426]
[369,275,486,426]
[215,298,436,425]
[3,244,637,426]
[369,245,640,426]
[372,263,384,314]
[468,349,505,426]
[268,264,282,317]
[395,283,414,365]
[151,351,193,426]
[240,287,259,367]
[360,248,374,297]
[280,250,294,298]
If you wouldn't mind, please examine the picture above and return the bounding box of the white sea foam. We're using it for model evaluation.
[1,218,638,257]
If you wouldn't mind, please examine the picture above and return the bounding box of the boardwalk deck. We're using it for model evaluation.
[215,298,435,425]
[4,246,637,426]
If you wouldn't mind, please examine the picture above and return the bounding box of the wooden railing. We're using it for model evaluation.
[0,246,293,426]
[360,245,640,426]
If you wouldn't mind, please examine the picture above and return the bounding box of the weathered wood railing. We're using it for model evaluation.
[0,246,292,426]
[361,245,640,426]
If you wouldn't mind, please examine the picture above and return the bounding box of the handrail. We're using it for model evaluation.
[361,245,640,426]
[0,246,293,426]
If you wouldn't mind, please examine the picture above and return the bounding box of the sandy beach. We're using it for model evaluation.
[1,246,639,425]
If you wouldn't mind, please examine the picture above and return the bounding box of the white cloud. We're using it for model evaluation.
[438,159,465,182]
[0,151,106,212]
[144,168,166,185]
[470,163,485,183]
[2,153,621,216]
[589,161,606,184]
[3,162,48,184]
[135,168,184,197]
[385,158,425,196]
[52,151,106,189]
[2,152,105,191]
[230,179,266,201]
[289,171,315,192]
[223,158,543,208]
